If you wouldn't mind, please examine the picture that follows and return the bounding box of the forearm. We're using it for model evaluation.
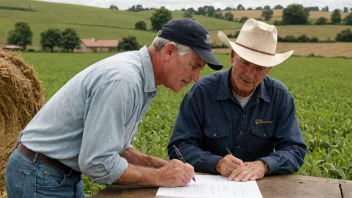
[113,163,161,186]
[121,147,167,168]
[260,145,306,174]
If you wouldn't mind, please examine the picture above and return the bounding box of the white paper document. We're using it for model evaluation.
[156,175,263,198]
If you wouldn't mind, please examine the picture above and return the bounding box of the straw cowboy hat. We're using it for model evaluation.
[218,18,293,67]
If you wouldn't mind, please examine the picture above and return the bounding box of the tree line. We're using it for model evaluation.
[7,22,80,52]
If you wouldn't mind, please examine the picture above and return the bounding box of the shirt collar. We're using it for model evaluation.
[217,67,270,103]
[139,46,157,93]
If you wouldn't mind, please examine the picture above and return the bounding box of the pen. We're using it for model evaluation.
[226,147,233,156]
[172,145,196,182]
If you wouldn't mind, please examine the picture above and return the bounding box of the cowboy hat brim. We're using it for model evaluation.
[218,31,293,67]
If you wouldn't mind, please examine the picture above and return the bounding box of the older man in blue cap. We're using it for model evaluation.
[6,18,222,198]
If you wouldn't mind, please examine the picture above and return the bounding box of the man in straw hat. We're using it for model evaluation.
[6,18,222,197]
[168,18,306,181]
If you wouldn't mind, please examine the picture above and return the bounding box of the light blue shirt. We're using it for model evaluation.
[20,46,157,185]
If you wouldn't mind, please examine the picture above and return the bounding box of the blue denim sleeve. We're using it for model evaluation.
[259,96,307,174]
[168,86,222,174]
[78,80,135,185]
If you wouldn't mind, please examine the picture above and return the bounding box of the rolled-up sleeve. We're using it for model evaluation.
[79,80,136,185]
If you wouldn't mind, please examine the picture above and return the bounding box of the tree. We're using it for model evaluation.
[135,21,147,30]
[239,16,249,23]
[186,7,195,13]
[7,22,33,49]
[214,12,224,19]
[40,28,62,52]
[305,6,319,11]
[255,7,263,10]
[224,7,232,11]
[117,36,140,51]
[128,4,144,12]
[109,4,118,10]
[262,9,274,21]
[335,29,352,42]
[331,9,342,24]
[224,12,234,21]
[183,11,193,18]
[237,4,245,10]
[197,7,206,15]
[344,13,352,25]
[282,4,309,25]
[247,7,253,10]
[315,17,328,25]
[150,7,172,31]
[274,5,284,9]
[322,6,329,12]
[60,28,80,52]
[343,7,348,13]
[264,5,271,10]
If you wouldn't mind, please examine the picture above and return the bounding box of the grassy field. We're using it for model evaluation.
[210,24,352,42]
[1,0,352,49]
[16,52,352,195]
[0,0,240,47]
[212,42,352,57]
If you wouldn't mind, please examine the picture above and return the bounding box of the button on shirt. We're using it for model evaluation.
[20,46,157,185]
[168,68,306,175]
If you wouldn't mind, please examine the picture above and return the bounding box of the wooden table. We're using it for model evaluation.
[92,174,352,198]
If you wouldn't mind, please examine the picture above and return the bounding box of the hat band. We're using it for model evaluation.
[235,42,275,56]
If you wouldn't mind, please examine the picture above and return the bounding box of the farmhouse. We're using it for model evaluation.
[80,38,118,52]
[2,45,22,51]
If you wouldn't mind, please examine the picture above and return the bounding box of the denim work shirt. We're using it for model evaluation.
[168,68,307,175]
[21,46,157,185]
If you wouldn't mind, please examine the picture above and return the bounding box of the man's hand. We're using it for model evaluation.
[228,160,268,182]
[216,155,243,177]
[157,159,195,187]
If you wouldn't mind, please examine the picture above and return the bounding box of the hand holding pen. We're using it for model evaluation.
[172,145,196,182]
[215,147,243,177]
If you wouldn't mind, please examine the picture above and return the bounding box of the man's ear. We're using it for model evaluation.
[163,43,177,61]
[267,67,272,73]
[230,50,235,64]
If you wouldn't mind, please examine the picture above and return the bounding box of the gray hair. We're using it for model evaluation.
[150,37,191,56]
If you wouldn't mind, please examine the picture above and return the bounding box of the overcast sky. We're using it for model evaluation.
[38,0,351,11]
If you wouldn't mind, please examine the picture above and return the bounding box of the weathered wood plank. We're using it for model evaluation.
[257,175,341,198]
[340,182,352,198]
[93,174,347,198]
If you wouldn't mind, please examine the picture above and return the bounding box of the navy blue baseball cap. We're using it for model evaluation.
[157,18,223,70]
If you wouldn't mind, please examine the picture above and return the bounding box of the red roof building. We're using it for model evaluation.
[2,45,22,51]
[80,38,118,52]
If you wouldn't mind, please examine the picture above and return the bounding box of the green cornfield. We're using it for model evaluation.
[19,52,352,196]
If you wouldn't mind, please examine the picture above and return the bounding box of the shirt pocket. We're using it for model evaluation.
[248,125,274,157]
[203,127,231,156]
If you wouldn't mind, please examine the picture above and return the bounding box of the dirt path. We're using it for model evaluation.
[212,42,352,58]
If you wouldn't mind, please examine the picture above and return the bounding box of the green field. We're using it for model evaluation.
[0,0,241,47]
[1,0,351,48]
[2,0,352,195]
[18,52,352,195]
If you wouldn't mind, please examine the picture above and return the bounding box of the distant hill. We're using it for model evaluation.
[1,0,351,49]
[226,9,350,22]
[0,0,241,47]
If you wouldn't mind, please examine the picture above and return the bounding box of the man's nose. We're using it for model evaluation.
[191,70,200,82]
[245,65,256,77]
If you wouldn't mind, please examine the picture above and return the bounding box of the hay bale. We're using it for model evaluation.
[0,50,45,196]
